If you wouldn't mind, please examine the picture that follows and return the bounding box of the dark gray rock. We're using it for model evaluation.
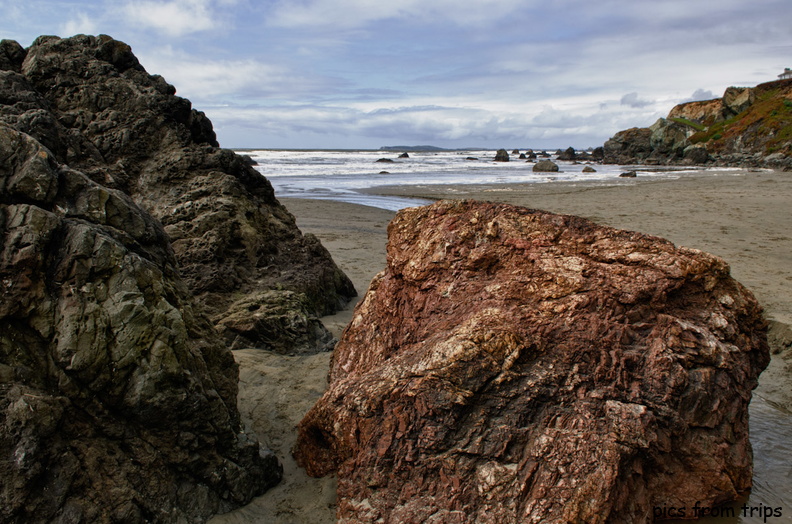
[556,146,578,161]
[603,127,652,164]
[0,34,356,351]
[532,159,559,172]
[494,148,510,162]
[683,145,710,165]
[0,40,25,72]
[1,124,281,523]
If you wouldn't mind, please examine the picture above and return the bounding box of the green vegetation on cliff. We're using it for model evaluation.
[690,79,792,157]
[604,78,792,167]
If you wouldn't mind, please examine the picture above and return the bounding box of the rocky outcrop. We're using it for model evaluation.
[295,200,769,523]
[0,34,356,352]
[532,159,559,172]
[668,98,729,127]
[1,124,281,522]
[556,146,578,161]
[602,127,653,164]
[494,149,510,162]
[722,86,756,115]
[604,79,792,168]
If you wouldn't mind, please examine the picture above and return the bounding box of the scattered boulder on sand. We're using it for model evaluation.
[582,165,597,173]
[683,145,710,165]
[533,159,559,172]
[0,124,282,522]
[295,200,769,523]
[620,170,638,178]
[494,149,510,162]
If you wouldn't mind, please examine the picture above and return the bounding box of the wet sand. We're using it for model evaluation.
[211,168,792,523]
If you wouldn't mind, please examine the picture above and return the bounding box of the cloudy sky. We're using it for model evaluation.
[3,0,791,149]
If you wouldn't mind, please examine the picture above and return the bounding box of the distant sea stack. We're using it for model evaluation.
[603,79,792,169]
[0,34,356,521]
[296,200,769,523]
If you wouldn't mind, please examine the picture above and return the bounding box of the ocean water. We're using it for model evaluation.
[242,148,790,522]
[245,148,710,211]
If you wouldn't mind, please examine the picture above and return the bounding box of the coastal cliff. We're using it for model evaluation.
[603,79,792,168]
[0,34,356,522]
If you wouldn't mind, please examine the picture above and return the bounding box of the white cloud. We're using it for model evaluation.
[122,0,218,37]
[136,48,339,102]
[268,0,536,30]
[202,91,667,149]
[61,13,99,36]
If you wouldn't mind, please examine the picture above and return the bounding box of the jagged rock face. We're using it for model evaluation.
[0,124,281,522]
[0,34,356,352]
[603,126,652,164]
[722,86,755,115]
[295,200,769,524]
[668,98,729,127]
[649,118,691,158]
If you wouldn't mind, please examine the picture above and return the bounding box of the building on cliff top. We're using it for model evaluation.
[779,68,792,80]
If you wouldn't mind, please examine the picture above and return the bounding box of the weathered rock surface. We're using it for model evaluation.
[0,124,281,522]
[0,34,356,352]
[295,200,769,523]
[602,126,653,164]
[555,146,578,161]
[532,159,559,172]
[494,149,510,162]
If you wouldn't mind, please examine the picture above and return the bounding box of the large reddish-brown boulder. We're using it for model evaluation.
[295,200,769,523]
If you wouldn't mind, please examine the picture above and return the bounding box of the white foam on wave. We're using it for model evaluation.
[245,149,707,211]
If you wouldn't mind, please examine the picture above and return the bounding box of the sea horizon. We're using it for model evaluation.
[241,148,744,211]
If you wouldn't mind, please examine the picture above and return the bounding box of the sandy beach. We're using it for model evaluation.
[211,168,792,523]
